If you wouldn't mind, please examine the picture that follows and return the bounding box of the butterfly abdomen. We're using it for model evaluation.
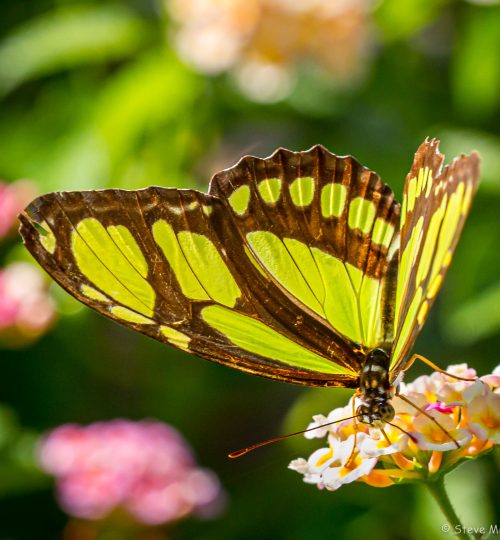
[357,348,396,425]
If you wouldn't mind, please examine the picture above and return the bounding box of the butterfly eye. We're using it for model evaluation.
[379,404,395,422]
[356,404,367,415]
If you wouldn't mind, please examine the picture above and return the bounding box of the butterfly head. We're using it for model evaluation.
[356,400,395,427]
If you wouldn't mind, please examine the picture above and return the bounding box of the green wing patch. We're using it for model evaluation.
[72,218,155,316]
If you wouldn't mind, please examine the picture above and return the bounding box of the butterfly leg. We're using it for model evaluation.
[345,392,362,468]
[351,391,360,418]
[345,432,359,469]
[404,354,476,382]
[381,428,392,447]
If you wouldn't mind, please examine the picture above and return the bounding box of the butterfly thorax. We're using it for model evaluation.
[356,348,396,427]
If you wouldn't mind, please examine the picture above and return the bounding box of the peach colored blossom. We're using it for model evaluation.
[168,0,374,101]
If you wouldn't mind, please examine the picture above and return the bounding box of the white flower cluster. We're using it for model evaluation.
[290,364,499,490]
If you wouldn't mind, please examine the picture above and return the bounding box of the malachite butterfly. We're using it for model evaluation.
[19,139,480,426]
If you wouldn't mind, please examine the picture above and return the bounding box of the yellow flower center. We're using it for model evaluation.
[426,427,448,443]
[480,412,497,429]
[315,449,334,467]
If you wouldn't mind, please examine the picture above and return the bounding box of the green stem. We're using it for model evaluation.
[425,477,473,540]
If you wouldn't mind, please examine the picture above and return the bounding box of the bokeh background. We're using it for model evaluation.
[0,1,499,538]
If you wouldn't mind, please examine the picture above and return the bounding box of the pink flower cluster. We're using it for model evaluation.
[0,262,56,345]
[0,180,37,239]
[38,420,223,525]
[0,180,56,346]
[289,364,499,491]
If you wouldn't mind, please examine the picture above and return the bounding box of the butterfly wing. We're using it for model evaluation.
[210,145,400,351]
[19,146,399,388]
[390,139,480,375]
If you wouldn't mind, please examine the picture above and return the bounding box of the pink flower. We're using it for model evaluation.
[38,420,224,525]
[465,392,500,444]
[0,262,56,345]
[425,401,456,414]
[411,411,472,451]
[481,366,500,392]
[0,180,37,239]
[290,364,499,490]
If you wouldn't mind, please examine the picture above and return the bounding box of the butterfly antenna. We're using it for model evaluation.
[397,394,460,448]
[385,421,418,443]
[228,415,361,459]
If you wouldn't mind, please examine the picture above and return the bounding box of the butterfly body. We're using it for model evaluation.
[357,348,396,426]
[19,140,480,428]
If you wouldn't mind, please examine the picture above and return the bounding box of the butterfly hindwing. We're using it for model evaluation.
[391,139,480,372]
[210,145,400,351]
[20,182,362,387]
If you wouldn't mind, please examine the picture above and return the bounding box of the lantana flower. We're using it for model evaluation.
[0,179,56,346]
[38,419,224,526]
[290,364,498,491]
[0,180,37,240]
[0,262,56,346]
[290,363,498,536]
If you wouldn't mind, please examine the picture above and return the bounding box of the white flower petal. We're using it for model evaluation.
[307,447,336,473]
[288,458,309,473]
[462,380,489,403]
[412,428,472,451]
[321,466,345,491]
[361,434,409,458]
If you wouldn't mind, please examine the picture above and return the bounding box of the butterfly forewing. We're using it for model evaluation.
[20,167,368,387]
[210,145,400,351]
[390,139,480,373]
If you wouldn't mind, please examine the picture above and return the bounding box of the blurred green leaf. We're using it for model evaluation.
[0,3,148,96]
[0,462,48,498]
[0,405,19,449]
[437,128,500,193]
[49,283,84,317]
[375,0,448,41]
[45,51,202,190]
[446,279,500,344]
[452,6,500,119]
[414,462,493,539]
[95,52,201,167]
[0,406,47,498]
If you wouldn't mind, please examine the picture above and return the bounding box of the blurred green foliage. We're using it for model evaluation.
[0,1,499,539]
